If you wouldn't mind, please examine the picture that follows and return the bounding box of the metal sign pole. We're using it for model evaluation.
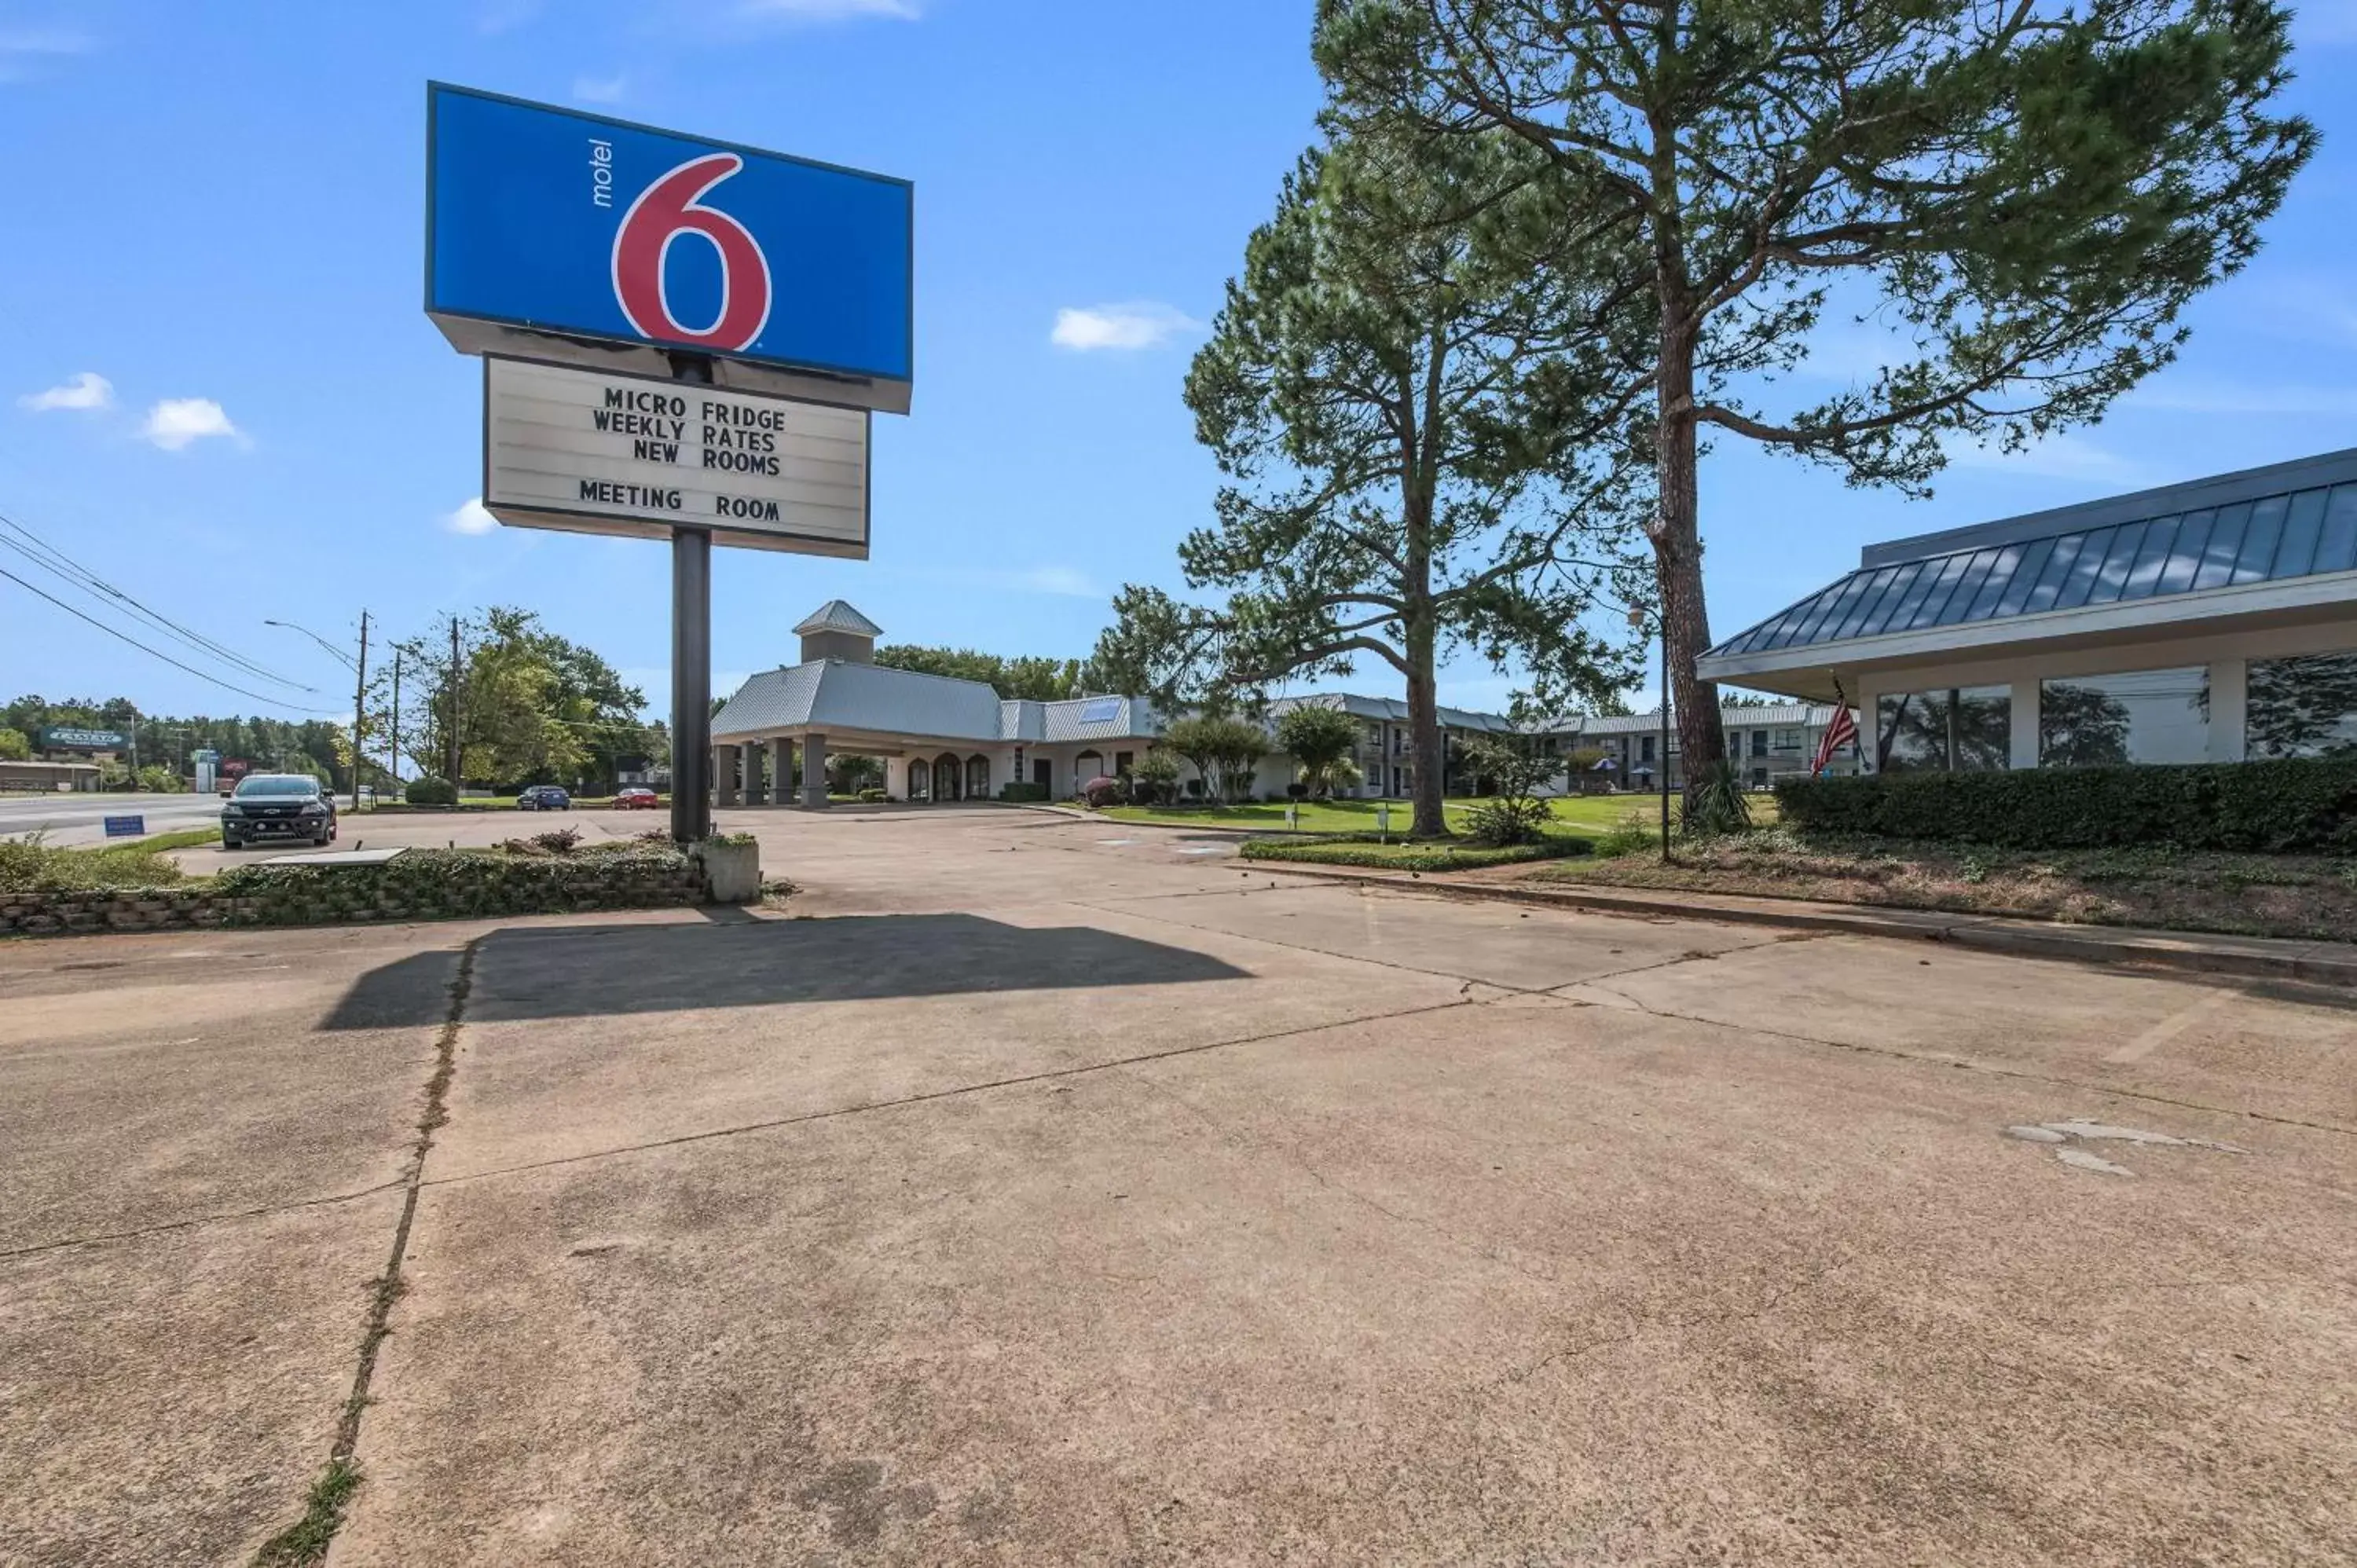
[671,526,713,844]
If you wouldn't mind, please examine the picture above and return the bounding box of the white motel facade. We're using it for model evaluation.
[709,449,2357,807]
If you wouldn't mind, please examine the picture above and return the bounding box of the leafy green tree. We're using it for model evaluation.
[1094,119,1645,837]
[1159,714,1270,804]
[1459,734,1559,843]
[1319,0,2315,802]
[1131,747,1184,806]
[874,646,1091,703]
[0,727,30,761]
[1274,705,1367,798]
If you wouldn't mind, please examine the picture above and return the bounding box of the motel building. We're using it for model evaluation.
[1696,449,2357,774]
[709,602,1163,805]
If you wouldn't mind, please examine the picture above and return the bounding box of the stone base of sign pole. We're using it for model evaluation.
[691,837,761,903]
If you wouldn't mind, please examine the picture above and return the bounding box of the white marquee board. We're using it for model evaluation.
[482,356,870,557]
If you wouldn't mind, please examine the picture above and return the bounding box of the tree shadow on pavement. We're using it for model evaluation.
[322,913,1249,1030]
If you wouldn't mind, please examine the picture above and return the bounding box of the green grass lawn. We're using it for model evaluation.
[1094,793,1688,836]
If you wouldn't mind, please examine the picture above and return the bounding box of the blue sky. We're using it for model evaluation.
[5,0,2355,724]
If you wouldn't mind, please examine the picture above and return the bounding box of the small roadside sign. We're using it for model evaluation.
[102,815,145,838]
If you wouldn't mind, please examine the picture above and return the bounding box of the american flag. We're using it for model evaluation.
[1812,682,1860,775]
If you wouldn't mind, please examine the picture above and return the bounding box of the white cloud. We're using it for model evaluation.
[0,25,91,82]
[1050,302,1200,353]
[571,72,627,104]
[1011,566,1101,598]
[739,0,921,20]
[444,497,499,536]
[140,397,242,452]
[18,372,112,412]
[0,27,92,54]
[1940,432,2143,485]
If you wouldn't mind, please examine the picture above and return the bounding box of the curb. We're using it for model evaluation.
[1252,860,2357,990]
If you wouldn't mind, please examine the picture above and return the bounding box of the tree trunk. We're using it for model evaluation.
[1405,606,1447,837]
[1650,277,1726,811]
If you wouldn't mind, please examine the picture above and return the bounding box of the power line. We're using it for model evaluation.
[0,508,318,692]
[0,564,341,714]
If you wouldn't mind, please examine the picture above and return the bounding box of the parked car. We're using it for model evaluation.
[614,786,660,809]
[221,773,338,849]
[516,784,572,811]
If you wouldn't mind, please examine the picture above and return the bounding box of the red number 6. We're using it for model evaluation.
[611,154,772,353]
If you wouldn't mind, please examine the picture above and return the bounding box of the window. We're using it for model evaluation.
[2245,651,2357,759]
[1875,687,2011,772]
[2040,667,2209,767]
[1773,728,1804,752]
[1750,731,1768,758]
[1640,736,1655,764]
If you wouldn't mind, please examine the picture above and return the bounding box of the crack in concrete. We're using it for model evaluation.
[1574,981,2357,1139]
[420,995,1486,1191]
[0,1178,409,1261]
[247,933,479,1564]
[1076,894,1798,997]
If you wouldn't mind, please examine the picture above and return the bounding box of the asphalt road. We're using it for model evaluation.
[0,790,225,847]
[6,804,2354,1565]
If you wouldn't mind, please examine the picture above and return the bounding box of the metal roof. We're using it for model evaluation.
[1709,449,2357,662]
[715,661,1160,744]
[790,599,884,639]
[1266,692,1520,734]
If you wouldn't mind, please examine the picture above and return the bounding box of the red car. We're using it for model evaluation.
[614,786,661,809]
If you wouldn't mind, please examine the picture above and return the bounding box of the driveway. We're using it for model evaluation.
[5,805,2353,1564]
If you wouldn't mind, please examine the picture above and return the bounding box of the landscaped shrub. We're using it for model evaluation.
[856,787,889,803]
[0,834,188,892]
[1241,833,1592,872]
[211,846,703,923]
[1458,795,1553,847]
[1079,775,1124,808]
[995,782,1049,804]
[404,776,459,806]
[1681,760,1754,838]
[1129,749,1182,806]
[1774,757,2357,853]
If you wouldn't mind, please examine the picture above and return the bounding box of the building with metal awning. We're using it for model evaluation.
[1696,449,2357,774]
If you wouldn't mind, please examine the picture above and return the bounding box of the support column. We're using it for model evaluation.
[713,746,739,808]
[2009,678,2041,771]
[2209,658,2248,764]
[740,742,762,808]
[761,738,785,804]
[801,731,828,808]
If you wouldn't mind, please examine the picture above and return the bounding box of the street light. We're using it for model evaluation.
[262,618,358,672]
[265,614,371,811]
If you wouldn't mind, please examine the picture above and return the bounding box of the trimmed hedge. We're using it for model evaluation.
[402,776,459,806]
[1241,833,1593,873]
[211,847,706,923]
[997,782,1050,803]
[1774,757,2357,853]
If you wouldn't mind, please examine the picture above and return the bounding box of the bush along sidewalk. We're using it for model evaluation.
[1775,757,2357,852]
[1240,833,1593,873]
[0,838,768,936]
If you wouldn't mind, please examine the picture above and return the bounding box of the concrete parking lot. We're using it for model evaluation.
[6,804,2355,1564]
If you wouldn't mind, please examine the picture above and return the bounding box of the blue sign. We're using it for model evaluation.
[102,815,145,838]
[1077,697,1124,725]
[427,83,912,389]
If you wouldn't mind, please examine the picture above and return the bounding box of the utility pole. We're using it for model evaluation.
[351,610,371,811]
[446,614,464,787]
[388,647,403,790]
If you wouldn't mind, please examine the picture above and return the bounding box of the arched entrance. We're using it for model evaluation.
[905,755,930,802]
[933,753,962,802]
[1074,749,1104,793]
[965,754,990,799]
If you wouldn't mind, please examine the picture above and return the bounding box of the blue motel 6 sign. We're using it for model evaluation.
[425,84,912,404]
